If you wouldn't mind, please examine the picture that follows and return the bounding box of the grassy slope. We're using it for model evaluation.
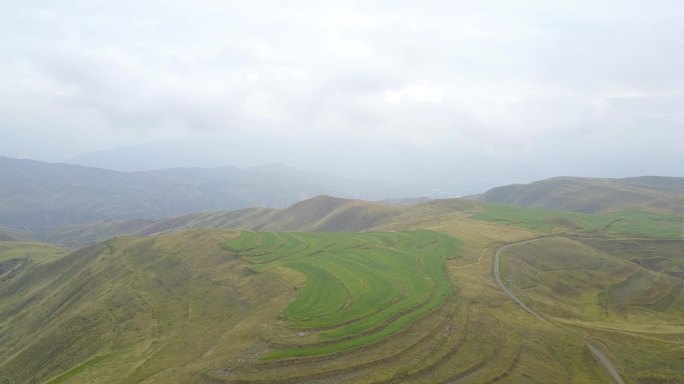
[44,188,683,248]
[478,176,684,213]
[2,194,683,383]
[0,241,66,262]
[474,202,683,238]
[394,200,684,383]
[43,196,400,247]
[205,198,629,383]
[500,236,684,382]
[0,222,615,384]
[0,230,298,384]
[0,241,66,285]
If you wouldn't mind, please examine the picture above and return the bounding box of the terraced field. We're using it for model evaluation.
[222,230,459,361]
[210,228,618,384]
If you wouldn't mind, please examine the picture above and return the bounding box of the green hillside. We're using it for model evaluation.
[0,228,627,383]
[0,241,65,262]
[619,176,684,195]
[0,230,294,384]
[2,182,684,383]
[478,176,684,213]
[44,194,683,248]
[474,202,683,238]
[498,236,684,382]
[224,230,457,361]
[0,241,66,283]
[42,196,402,247]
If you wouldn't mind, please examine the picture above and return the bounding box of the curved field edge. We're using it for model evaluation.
[223,230,460,360]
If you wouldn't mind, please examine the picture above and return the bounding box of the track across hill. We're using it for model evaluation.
[493,238,626,384]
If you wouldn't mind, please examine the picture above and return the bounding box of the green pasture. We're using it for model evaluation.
[223,230,460,359]
[0,241,66,262]
[473,203,683,238]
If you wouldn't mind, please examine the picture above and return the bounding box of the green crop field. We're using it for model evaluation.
[473,202,683,238]
[223,230,460,360]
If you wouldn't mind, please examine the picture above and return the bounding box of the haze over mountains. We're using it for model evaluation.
[15,173,678,248]
[2,153,682,230]
[0,156,413,231]
[63,137,554,196]
[2,153,681,247]
[42,196,469,247]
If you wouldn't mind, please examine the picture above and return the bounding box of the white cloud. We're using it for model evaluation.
[0,0,683,180]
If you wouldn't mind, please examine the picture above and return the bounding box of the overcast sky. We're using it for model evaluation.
[1,0,683,190]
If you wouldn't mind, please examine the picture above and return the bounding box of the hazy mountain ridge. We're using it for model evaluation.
[477,176,684,213]
[0,233,17,242]
[43,196,487,248]
[618,176,684,195]
[44,196,405,247]
[0,156,407,232]
[35,175,684,247]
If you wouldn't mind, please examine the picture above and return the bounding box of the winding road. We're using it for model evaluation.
[492,238,626,384]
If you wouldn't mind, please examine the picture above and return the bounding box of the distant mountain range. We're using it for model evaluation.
[0,156,408,231]
[2,154,683,244]
[46,174,684,247]
[43,195,475,247]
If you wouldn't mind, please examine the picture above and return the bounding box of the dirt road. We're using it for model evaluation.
[492,238,626,384]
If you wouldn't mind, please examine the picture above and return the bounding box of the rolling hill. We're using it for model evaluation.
[498,236,684,381]
[40,196,390,247]
[41,196,479,247]
[0,226,623,384]
[477,176,684,213]
[2,175,684,383]
[0,230,290,384]
[43,190,684,248]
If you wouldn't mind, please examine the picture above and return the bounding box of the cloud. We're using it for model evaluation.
[0,0,683,180]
